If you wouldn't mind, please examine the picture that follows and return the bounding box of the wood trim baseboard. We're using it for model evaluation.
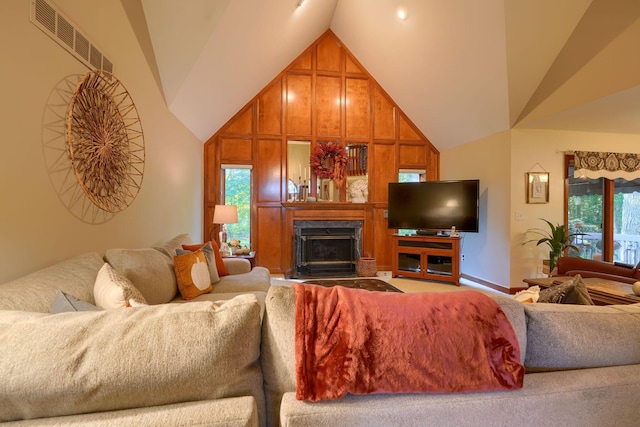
[460,273,527,295]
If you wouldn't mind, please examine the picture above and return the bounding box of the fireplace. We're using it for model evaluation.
[291,220,363,278]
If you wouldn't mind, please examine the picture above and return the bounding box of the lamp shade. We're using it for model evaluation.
[213,205,238,225]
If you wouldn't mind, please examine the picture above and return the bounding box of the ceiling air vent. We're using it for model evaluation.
[30,0,113,72]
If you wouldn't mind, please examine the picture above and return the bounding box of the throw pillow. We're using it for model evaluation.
[537,275,594,305]
[537,280,572,303]
[94,263,149,309]
[183,241,229,277]
[513,286,540,303]
[50,290,100,313]
[176,242,220,284]
[562,274,595,305]
[173,250,213,300]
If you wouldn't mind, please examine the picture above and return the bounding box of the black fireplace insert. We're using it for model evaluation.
[291,220,363,278]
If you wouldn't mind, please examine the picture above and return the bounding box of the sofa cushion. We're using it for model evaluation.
[176,242,221,285]
[212,266,271,294]
[0,253,104,313]
[50,290,100,313]
[173,251,213,300]
[278,365,640,427]
[153,233,193,258]
[524,303,640,371]
[104,248,177,304]
[93,263,148,309]
[0,295,265,423]
[223,257,253,275]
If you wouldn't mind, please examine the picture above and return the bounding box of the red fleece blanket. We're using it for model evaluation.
[294,284,524,401]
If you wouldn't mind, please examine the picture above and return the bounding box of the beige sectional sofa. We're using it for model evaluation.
[262,285,640,426]
[0,234,271,426]
[2,235,640,426]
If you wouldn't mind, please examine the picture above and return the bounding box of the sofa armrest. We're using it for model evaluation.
[223,257,252,275]
[557,257,637,279]
[561,270,637,284]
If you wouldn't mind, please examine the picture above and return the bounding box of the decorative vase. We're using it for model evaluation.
[356,257,377,277]
[220,244,231,257]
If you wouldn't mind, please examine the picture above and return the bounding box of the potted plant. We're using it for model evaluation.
[524,219,583,274]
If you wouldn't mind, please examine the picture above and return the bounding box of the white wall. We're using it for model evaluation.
[0,0,203,283]
[441,131,512,288]
[443,127,640,290]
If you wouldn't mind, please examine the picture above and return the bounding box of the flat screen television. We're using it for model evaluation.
[387,180,480,234]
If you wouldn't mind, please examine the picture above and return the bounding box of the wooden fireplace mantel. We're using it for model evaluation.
[282,201,376,211]
[282,202,376,277]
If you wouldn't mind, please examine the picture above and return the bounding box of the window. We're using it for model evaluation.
[222,165,252,247]
[566,156,640,264]
[399,169,426,183]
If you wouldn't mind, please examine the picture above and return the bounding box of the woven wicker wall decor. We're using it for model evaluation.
[66,70,144,213]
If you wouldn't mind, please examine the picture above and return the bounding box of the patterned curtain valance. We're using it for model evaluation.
[574,151,640,181]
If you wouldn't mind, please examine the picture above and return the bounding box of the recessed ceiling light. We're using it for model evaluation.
[397,7,408,20]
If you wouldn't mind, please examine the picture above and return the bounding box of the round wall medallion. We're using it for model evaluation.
[66,70,144,213]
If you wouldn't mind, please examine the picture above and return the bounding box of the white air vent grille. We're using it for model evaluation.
[75,32,89,60]
[31,0,113,72]
[57,14,73,48]
[35,0,55,33]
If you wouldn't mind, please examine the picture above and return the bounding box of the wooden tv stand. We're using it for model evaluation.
[392,234,461,286]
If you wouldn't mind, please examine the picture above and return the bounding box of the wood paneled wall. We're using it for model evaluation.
[204,30,439,273]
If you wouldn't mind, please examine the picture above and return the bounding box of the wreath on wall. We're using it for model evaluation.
[310,141,348,187]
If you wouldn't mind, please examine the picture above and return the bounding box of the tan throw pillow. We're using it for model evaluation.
[174,251,213,300]
[94,263,148,309]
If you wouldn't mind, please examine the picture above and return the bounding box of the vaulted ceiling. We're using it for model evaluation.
[122,0,640,152]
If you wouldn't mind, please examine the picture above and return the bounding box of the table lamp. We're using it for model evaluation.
[213,205,238,254]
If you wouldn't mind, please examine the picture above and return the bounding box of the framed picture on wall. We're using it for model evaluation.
[526,172,549,204]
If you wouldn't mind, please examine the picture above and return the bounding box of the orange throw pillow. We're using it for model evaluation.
[182,241,229,277]
[173,250,213,300]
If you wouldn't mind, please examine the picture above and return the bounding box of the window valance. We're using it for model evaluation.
[574,151,640,181]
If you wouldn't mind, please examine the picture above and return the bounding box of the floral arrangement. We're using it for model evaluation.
[228,239,251,255]
[310,141,348,187]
